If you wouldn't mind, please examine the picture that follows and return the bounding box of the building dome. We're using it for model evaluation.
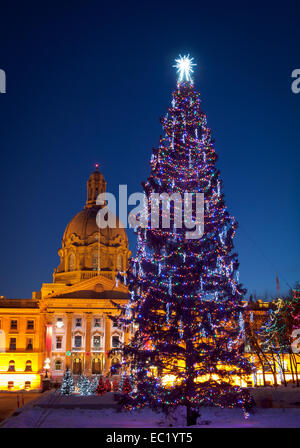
[53,167,130,286]
[62,206,128,248]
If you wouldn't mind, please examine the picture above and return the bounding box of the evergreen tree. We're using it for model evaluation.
[105,378,112,392]
[77,375,92,396]
[121,56,253,424]
[122,376,132,395]
[60,369,75,396]
[91,376,99,394]
[113,378,120,392]
[261,290,300,386]
[95,377,106,396]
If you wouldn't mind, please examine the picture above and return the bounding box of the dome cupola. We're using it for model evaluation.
[85,164,106,208]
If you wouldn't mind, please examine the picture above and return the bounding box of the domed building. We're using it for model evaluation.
[36,168,131,380]
[0,168,131,390]
[41,167,130,296]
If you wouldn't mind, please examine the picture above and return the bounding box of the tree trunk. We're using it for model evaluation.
[186,404,199,426]
[290,353,295,384]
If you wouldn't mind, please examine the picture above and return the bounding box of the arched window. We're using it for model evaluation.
[68,253,75,271]
[92,357,102,374]
[55,359,62,371]
[72,357,82,375]
[25,360,32,372]
[24,381,31,390]
[93,335,102,350]
[116,254,123,271]
[8,360,15,372]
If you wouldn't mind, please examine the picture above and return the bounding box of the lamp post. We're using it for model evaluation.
[43,357,50,379]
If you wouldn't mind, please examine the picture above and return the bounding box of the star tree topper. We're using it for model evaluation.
[173,54,196,83]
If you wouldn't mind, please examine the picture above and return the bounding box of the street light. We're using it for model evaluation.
[44,357,50,378]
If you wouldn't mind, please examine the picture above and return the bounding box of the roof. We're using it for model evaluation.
[44,273,129,300]
[0,299,39,309]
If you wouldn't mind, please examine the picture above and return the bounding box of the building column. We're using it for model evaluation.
[85,312,92,374]
[66,312,73,370]
[40,312,53,382]
[104,315,111,376]
[45,313,54,357]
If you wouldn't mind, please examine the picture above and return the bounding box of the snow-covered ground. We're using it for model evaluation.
[2,405,300,428]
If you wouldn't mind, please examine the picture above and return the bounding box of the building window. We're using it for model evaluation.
[68,253,75,271]
[26,338,33,350]
[93,335,101,350]
[55,359,62,371]
[9,338,16,350]
[92,252,98,271]
[75,318,82,328]
[56,336,62,350]
[8,381,14,390]
[24,381,31,390]
[25,360,32,372]
[263,363,273,373]
[8,360,15,371]
[94,318,101,328]
[74,335,82,348]
[10,320,18,330]
[112,336,120,348]
[27,320,34,330]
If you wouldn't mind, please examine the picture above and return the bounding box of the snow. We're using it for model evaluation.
[2,402,300,428]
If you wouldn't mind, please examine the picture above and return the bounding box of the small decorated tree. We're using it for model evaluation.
[76,374,84,393]
[122,376,132,395]
[95,377,106,396]
[77,375,92,396]
[105,378,111,392]
[113,378,119,392]
[91,376,99,394]
[60,369,75,395]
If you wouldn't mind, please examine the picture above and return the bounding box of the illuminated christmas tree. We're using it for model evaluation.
[121,376,132,395]
[91,376,99,394]
[120,55,253,425]
[113,378,120,392]
[77,375,92,396]
[60,369,75,395]
[260,288,300,386]
[95,377,106,396]
[105,378,112,392]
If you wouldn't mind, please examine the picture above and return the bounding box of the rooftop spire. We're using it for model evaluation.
[85,166,106,208]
